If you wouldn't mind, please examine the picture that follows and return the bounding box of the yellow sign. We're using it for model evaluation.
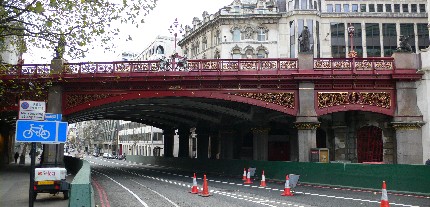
[37,180,54,185]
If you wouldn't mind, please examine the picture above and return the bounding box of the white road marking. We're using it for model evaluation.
[132,180,180,207]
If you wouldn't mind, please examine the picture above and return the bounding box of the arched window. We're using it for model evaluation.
[202,37,207,51]
[233,28,241,41]
[232,48,241,59]
[245,47,254,58]
[156,46,164,54]
[257,49,267,58]
[214,50,221,59]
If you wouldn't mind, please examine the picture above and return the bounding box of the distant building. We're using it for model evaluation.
[178,0,429,59]
[135,36,182,61]
[120,52,137,61]
[118,121,164,157]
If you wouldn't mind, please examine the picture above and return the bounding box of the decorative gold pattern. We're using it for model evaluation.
[314,58,394,70]
[168,85,182,90]
[66,94,120,109]
[317,92,391,109]
[230,92,294,108]
[294,122,320,130]
[392,122,425,130]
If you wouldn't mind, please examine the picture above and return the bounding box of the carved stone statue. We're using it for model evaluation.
[298,26,311,53]
[396,35,412,52]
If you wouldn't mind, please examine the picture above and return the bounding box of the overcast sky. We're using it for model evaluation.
[23,0,232,64]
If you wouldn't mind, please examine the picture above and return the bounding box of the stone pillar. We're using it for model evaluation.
[391,52,425,164]
[196,127,209,159]
[163,128,175,157]
[178,127,190,158]
[418,49,430,163]
[43,85,64,166]
[251,127,269,161]
[392,82,425,164]
[219,130,235,159]
[298,52,314,70]
[295,82,319,162]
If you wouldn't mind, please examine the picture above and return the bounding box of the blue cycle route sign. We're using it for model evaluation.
[15,120,68,143]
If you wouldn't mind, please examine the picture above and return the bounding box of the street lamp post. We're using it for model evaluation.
[169,18,184,70]
[348,23,357,58]
[169,18,184,53]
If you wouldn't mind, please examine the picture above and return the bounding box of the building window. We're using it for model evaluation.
[245,48,254,58]
[335,4,341,12]
[417,23,430,51]
[232,48,241,59]
[394,4,400,12]
[360,4,366,12]
[400,23,415,52]
[365,23,381,57]
[343,4,349,12]
[257,28,266,41]
[327,4,333,12]
[351,23,363,57]
[402,4,408,13]
[419,4,426,13]
[369,4,375,12]
[214,30,221,45]
[202,37,207,51]
[377,4,383,12]
[233,28,241,41]
[301,0,307,9]
[411,4,417,13]
[330,22,346,58]
[290,21,295,58]
[385,4,392,12]
[257,49,267,58]
[352,4,358,12]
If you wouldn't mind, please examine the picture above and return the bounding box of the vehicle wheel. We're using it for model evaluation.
[64,191,69,200]
[33,193,37,201]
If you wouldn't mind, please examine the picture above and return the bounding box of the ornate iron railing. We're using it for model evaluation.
[314,58,395,72]
[0,57,404,78]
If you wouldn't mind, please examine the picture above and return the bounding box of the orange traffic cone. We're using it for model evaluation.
[380,181,390,207]
[244,169,253,184]
[242,168,247,180]
[200,174,211,197]
[190,173,199,194]
[260,170,267,187]
[281,175,293,196]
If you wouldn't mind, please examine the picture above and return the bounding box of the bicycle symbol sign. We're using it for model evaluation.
[23,124,51,139]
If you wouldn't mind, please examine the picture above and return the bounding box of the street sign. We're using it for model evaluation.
[19,100,46,121]
[19,111,45,120]
[15,120,68,143]
[19,100,46,112]
[45,113,62,121]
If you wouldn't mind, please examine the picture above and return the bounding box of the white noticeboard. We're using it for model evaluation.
[18,100,46,121]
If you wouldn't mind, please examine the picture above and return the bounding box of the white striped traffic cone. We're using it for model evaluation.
[281,175,293,196]
[242,168,247,180]
[190,173,199,194]
[260,170,267,187]
[380,181,390,207]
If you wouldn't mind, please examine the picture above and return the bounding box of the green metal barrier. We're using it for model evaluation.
[64,157,93,207]
[127,156,430,195]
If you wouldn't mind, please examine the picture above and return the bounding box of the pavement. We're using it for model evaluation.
[0,155,73,207]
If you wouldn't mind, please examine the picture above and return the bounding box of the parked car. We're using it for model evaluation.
[92,152,99,157]
[102,153,109,158]
[116,155,124,160]
[108,154,114,159]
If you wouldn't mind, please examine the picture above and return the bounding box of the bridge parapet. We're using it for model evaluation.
[314,57,395,74]
[0,57,422,81]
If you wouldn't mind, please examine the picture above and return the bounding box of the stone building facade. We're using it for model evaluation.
[177,0,429,164]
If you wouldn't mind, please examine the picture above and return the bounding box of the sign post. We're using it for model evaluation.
[16,101,67,207]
